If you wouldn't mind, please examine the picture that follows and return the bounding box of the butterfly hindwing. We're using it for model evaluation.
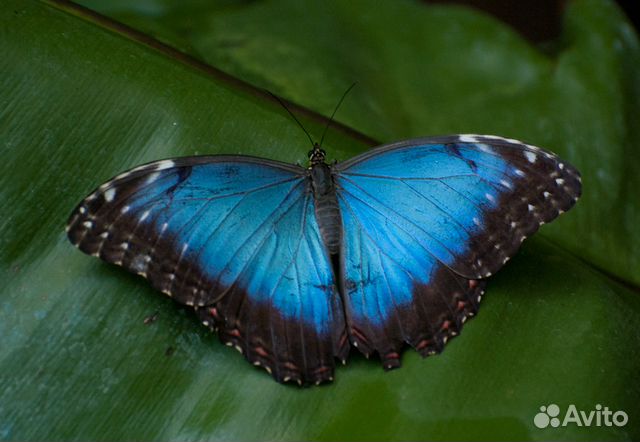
[334,135,581,363]
[67,156,348,385]
[338,193,486,365]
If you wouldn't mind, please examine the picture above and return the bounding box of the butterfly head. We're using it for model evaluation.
[308,143,327,166]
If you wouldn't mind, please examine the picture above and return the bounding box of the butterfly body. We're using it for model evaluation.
[309,159,343,255]
[67,134,581,385]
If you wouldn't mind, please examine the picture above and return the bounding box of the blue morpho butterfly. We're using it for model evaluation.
[67,102,581,386]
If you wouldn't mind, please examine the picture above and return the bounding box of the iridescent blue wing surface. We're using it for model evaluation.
[333,135,581,367]
[67,156,348,385]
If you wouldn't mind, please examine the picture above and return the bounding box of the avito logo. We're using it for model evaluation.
[534,404,628,429]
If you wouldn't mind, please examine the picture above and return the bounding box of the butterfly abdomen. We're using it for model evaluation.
[310,163,342,255]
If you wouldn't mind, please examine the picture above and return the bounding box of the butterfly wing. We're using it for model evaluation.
[333,135,581,366]
[67,156,348,385]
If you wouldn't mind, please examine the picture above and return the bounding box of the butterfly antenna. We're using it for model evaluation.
[267,90,316,148]
[319,82,356,148]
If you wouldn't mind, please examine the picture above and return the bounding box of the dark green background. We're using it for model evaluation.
[1,0,638,440]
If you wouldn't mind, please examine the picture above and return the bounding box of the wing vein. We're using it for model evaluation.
[339,176,464,267]
[213,180,307,294]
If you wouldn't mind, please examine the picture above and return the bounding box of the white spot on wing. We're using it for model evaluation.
[478,144,494,153]
[500,179,513,189]
[121,205,130,214]
[524,151,537,163]
[556,178,565,185]
[527,204,535,212]
[104,188,116,202]
[146,172,160,184]
[82,221,93,229]
[458,134,481,143]
[514,169,526,177]
[140,210,150,222]
[485,193,495,203]
[154,160,175,171]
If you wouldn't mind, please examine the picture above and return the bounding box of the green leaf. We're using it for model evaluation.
[82,0,640,287]
[1,1,638,441]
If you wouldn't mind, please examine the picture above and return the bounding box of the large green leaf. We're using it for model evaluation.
[80,0,640,287]
[1,0,638,441]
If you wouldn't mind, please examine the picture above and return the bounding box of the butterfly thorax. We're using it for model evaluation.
[310,162,342,255]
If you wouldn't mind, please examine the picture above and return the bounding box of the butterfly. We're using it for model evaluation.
[67,134,581,385]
